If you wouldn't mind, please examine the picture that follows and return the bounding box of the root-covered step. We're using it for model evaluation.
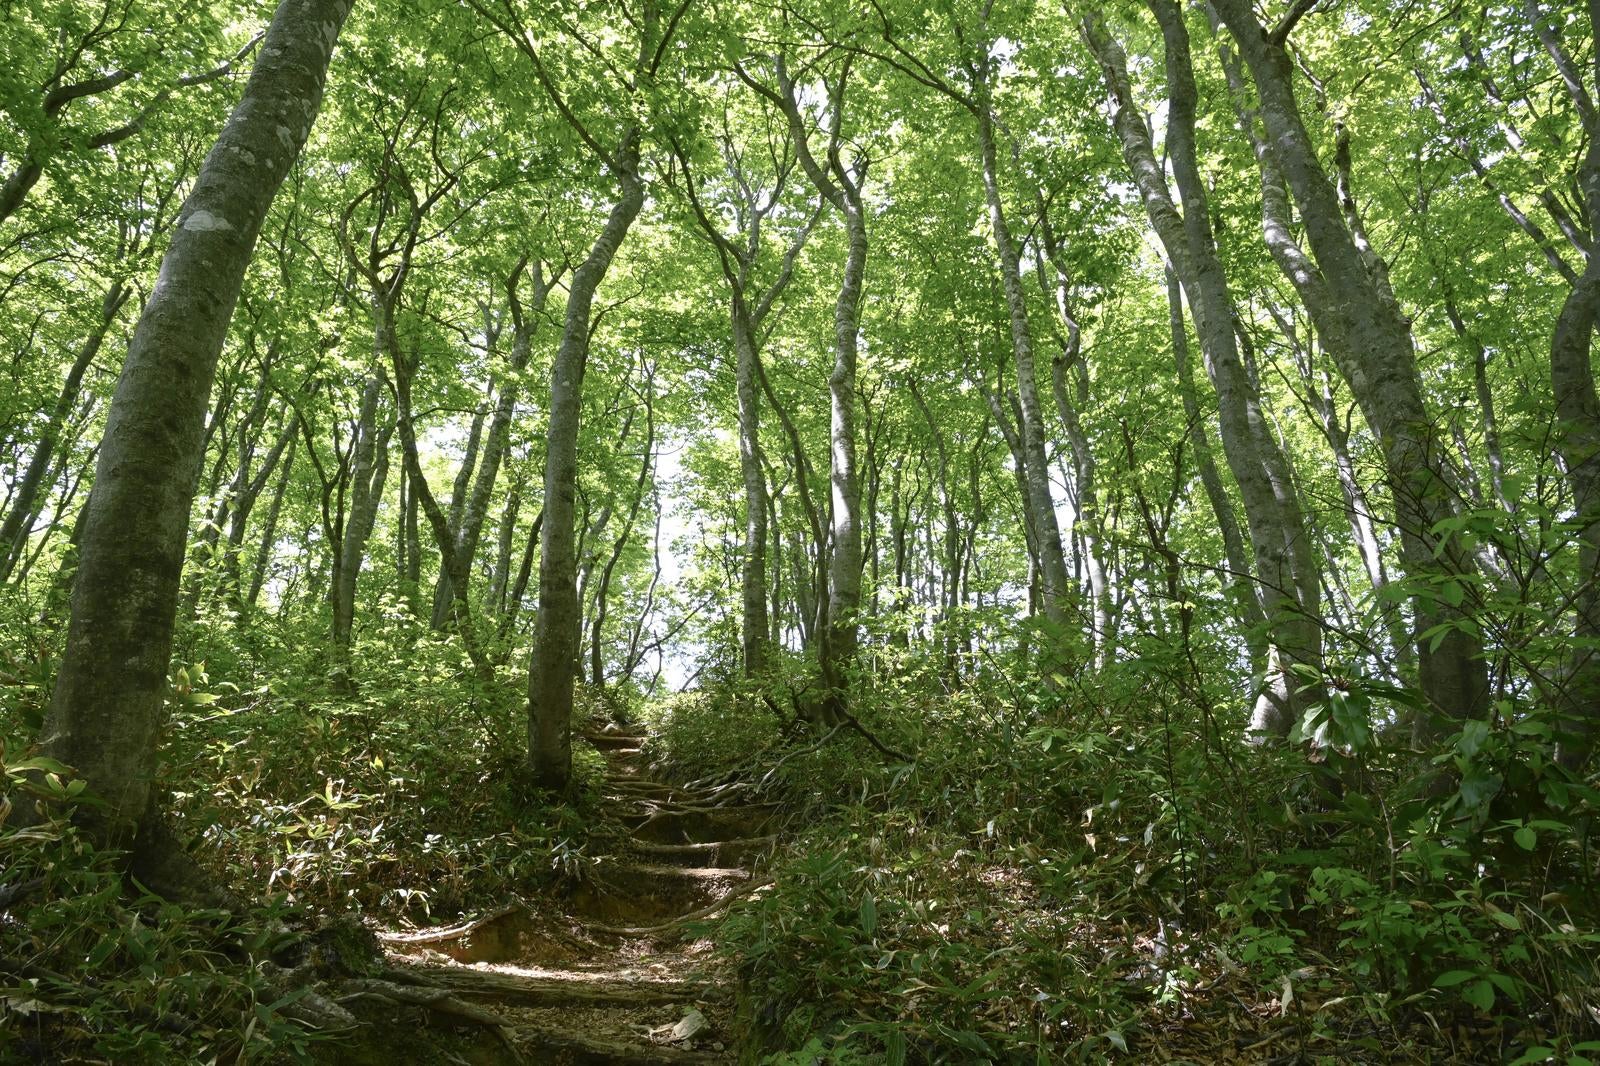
[366,724,775,1062]
[630,836,775,867]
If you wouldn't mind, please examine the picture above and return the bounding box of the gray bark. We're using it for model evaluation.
[429,407,487,627]
[769,57,867,719]
[1538,0,1600,766]
[1170,271,1266,666]
[528,143,645,791]
[0,279,129,580]
[35,0,353,883]
[329,370,388,688]
[1089,4,1322,737]
[1035,210,1112,663]
[974,79,1073,628]
[1212,0,1490,733]
[673,124,820,679]
[246,433,296,610]
[489,479,522,618]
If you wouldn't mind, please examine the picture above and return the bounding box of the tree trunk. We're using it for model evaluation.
[1169,270,1267,667]
[429,407,487,627]
[246,434,297,610]
[1089,4,1323,739]
[329,369,388,690]
[528,144,644,792]
[974,85,1073,628]
[1545,0,1600,764]
[34,0,353,891]
[1212,0,1490,733]
[733,312,771,677]
[0,279,129,580]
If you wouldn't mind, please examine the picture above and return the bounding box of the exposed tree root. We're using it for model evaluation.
[585,878,773,937]
[376,904,522,946]
[336,977,524,1061]
[394,964,716,1008]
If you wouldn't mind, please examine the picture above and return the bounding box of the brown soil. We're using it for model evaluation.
[327,726,774,1064]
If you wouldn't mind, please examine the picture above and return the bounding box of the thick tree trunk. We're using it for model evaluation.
[34,0,353,888]
[528,147,644,791]
[1546,2,1600,764]
[1089,5,1323,739]
[1212,0,1490,733]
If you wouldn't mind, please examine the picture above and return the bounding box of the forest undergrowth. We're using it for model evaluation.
[646,626,1600,1064]
[4,592,1600,1064]
[1,597,615,1064]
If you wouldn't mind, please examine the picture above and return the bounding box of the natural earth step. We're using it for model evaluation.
[594,862,754,883]
[627,805,777,845]
[403,963,720,1008]
[370,722,765,1062]
[516,1022,729,1064]
[585,732,648,751]
[572,862,753,924]
[631,837,775,867]
[605,777,682,794]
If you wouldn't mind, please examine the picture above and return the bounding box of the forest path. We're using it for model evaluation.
[375,724,776,1064]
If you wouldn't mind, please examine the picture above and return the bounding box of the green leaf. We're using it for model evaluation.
[1462,979,1496,1011]
[1514,825,1536,851]
[1487,907,1520,930]
[1432,969,1476,987]
[860,893,877,937]
[1457,767,1502,810]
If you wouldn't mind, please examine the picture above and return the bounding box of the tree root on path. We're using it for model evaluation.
[392,964,716,1007]
[375,903,522,946]
[585,878,773,938]
[336,977,524,1061]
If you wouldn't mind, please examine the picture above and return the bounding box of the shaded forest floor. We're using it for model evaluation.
[4,630,1598,1063]
[344,723,768,1063]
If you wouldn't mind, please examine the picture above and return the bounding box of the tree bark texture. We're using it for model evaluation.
[36,0,355,873]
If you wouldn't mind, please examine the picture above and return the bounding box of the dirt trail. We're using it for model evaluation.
[374,726,775,1064]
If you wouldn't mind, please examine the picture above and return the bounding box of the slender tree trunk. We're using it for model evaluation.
[1089,4,1322,739]
[246,434,296,610]
[383,301,493,681]
[975,86,1073,628]
[821,190,867,718]
[500,507,542,646]
[1170,271,1266,666]
[733,312,771,676]
[528,146,644,791]
[430,407,487,627]
[489,479,521,618]
[34,0,353,891]
[0,279,129,580]
[220,412,296,606]
[330,370,388,690]
[591,376,654,688]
